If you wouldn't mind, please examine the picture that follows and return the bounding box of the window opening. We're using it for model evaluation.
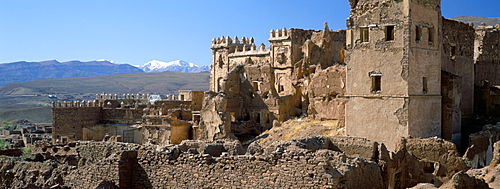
[276,73,286,93]
[415,25,422,43]
[385,26,395,41]
[428,27,434,44]
[360,27,369,42]
[218,55,224,68]
[252,81,260,91]
[370,73,382,93]
[217,77,223,91]
[423,77,428,94]
[340,47,346,63]
[255,113,260,123]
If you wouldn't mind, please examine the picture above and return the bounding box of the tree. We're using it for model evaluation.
[0,140,11,150]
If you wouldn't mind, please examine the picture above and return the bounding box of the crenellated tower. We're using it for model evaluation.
[210,36,267,92]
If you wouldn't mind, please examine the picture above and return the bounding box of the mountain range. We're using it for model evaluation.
[0,59,209,87]
[138,60,210,73]
[0,60,143,87]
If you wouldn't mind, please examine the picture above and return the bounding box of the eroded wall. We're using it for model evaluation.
[441,18,475,116]
[474,25,500,116]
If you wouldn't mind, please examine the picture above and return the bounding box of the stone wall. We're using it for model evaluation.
[1,135,491,189]
[133,149,383,188]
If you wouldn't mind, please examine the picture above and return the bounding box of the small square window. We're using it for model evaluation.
[360,27,369,42]
[385,26,395,41]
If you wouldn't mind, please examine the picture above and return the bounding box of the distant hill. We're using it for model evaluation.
[138,60,210,73]
[0,60,144,87]
[0,71,210,96]
[0,107,52,123]
[0,71,210,123]
[450,16,500,26]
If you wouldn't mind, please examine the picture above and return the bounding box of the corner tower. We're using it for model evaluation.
[345,0,442,149]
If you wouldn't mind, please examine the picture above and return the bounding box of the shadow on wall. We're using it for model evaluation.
[119,151,153,189]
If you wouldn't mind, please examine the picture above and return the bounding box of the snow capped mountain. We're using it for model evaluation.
[0,60,144,87]
[96,59,117,64]
[139,60,209,73]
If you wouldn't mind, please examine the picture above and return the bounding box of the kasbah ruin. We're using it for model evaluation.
[2,0,500,188]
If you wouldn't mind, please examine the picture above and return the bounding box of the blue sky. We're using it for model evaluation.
[0,0,498,66]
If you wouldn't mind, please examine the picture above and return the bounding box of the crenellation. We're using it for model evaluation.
[234,36,239,44]
[259,43,266,51]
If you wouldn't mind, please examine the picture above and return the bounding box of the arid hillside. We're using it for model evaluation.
[0,71,209,122]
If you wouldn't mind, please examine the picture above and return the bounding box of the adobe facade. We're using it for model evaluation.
[52,0,500,150]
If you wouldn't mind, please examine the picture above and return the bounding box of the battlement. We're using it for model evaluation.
[228,43,270,58]
[269,27,291,41]
[95,93,149,100]
[211,36,255,49]
[52,100,104,108]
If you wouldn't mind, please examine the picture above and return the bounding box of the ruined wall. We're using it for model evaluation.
[464,124,500,169]
[198,91,233,141]
[474,25,500,116]
[306,65,346,122]
[441,18,475,117]
[190,91,205,111]
[133,149,382,189]
[0,135,484,189]
[474,26,500,86]
[439,18,474,145]
[441,71,462,144]
[0,157,73,189]
[52,107,101,143]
